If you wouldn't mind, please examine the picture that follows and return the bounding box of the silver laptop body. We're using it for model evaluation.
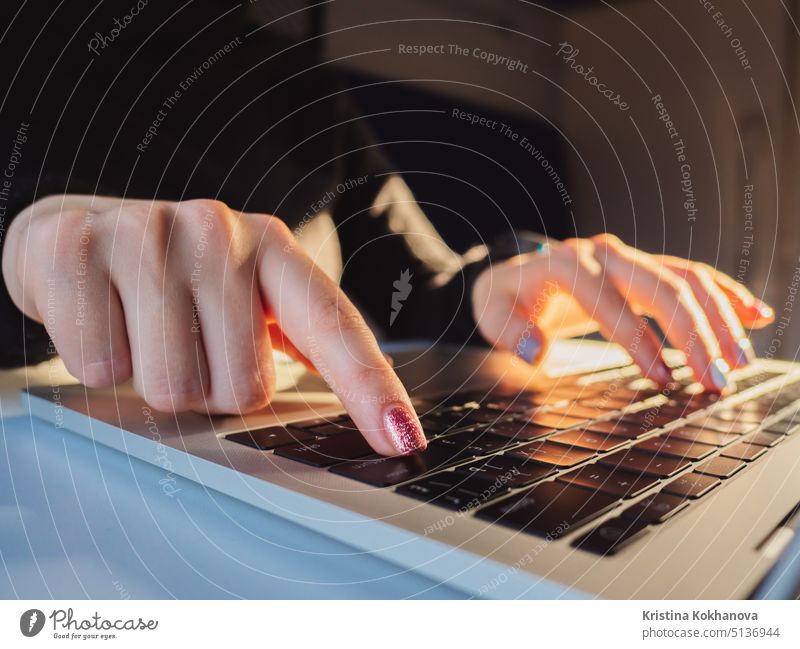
[23,343,800,599]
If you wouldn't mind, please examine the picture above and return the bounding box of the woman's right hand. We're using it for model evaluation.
[471,234,775,392]
[1,194,427,456]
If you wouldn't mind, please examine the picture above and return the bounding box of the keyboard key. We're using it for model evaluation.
[483,420,553,441]
[649,402,700,417]
[396,471,510,510]
[439,391,487,406]
[557,464,658,498]
[483,400,539,417]
[508,441,596,468]
[662,473,720,499]
[574,517,649,555]
[523,412,588,429]
[549,429,629,452]
[619,409,676,429]
[634,435,715,461]
[663,398,707,414]
[226,426,314,450]
[721,442,767,462]
[477,481,620,538]
[669,389,720,408]
[306,421,357,436]
[757,398,787,416]
[579,397,636,410]
[288,416,348,430]
[598,449,690,478]
[543,385,607,401]
[695,456,746,478]
[455,455,555,488]
[692,416,755,435]
[747,431,784,447]
[765,416,800,435]
[395,473,460,500]
[275,432,374,467]
[622,493,688,524]
[709,407,765,424]
[526,394,572,406]
[418,414,462,437]
[615,387,666,401]
[453,408,509,425]
[584,419,652,439]
[432,430,513,455]
[329,446,474,487]
[547,404,616,419]
[665,426,739,447]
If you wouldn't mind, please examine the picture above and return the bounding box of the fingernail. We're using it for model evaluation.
[709,358,730,391]
[384,405,426,455]
[734,338,755,366]
[516,336,541,364]
[754,300,774,321]
[651,361,674,385]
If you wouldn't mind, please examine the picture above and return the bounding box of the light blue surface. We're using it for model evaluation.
[0,413,467,599]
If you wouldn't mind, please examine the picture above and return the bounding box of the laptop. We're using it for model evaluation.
[22,340,800,599]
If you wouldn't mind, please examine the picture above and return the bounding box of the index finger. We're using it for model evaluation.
[253,215,426,456]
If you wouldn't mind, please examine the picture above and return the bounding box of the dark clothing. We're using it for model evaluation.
[0,0,499,367]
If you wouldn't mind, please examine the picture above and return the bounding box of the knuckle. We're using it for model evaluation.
[179,198,229,219]
[553,242,580,265]
[49,210,91,264]
[80,358,132,389]
[686,264,713,288]
[209,358,275,414]
[652,273,689,309]
[31,193,68,213]
[349,363,395,393]
[210,379,273,415]
[24,212,54,250]
[591,232,623,248]
[662,273,691,299]
[263,215,294,244]
[176,200,234,256]
[117,204,161,246]
[145,391,202,413]
[231,383,272,413]
[315,295,365,336]
[120,206,170,270]
[119,204,158,230]
[139,374,205,413]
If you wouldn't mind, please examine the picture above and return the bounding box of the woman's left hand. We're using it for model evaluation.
[471,234,775,392]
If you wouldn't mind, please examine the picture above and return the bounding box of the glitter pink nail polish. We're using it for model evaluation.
[384,405,426,455]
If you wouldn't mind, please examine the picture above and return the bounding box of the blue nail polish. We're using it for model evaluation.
[516,336,541,364]
[709,358,730,391]
[735,338,755,366]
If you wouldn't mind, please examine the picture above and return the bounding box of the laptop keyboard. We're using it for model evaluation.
[225,363,800,556]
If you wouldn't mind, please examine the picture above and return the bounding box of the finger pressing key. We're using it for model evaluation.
[592,235,729,393]
[253,215,426,456]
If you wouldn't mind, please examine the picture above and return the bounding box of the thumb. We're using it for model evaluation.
[478,304,548,366]
[472,261,553,366]
[513,317,547,365]
[503,312,548,366]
